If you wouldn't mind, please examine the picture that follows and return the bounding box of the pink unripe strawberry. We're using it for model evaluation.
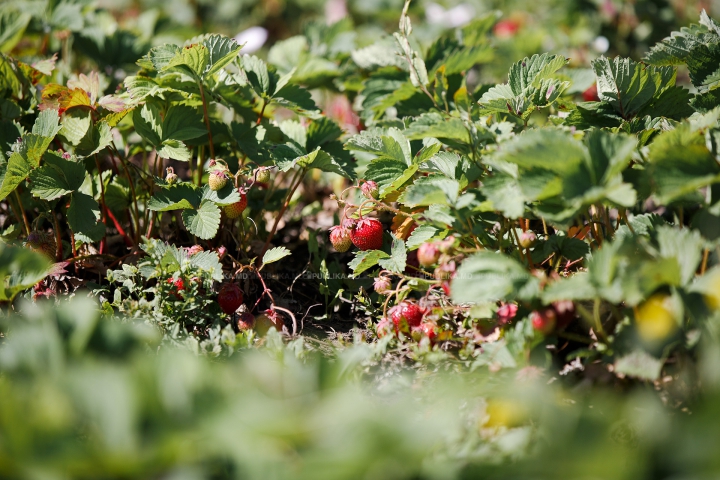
[165,167,178,185]
[376,317,395,338]
[186,244,204,256]
[434,259,456,281]
[417,242,440,267]
[329,225,352,252]
[531,308,556,335]
[518,231,537,249]
[350,218,384,251]
[361,180,379,199]
[373,275,392,295]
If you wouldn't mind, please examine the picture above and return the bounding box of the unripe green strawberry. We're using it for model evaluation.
[208,170,228,191]
[329,225,352,252]
[254,309,284,336]
[26,231,56,260]
[255,167,271,183]
[350,218,384,251]
[165,167,178,185]
[224,190,248,219]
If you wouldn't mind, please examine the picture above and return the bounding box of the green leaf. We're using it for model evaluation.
[377,235,406,274]
[202,34,242,77]
[29,154,86,200]
[67,192,101,234]
[349,250,390,277]
[655,225,704,285]
[272,84,320,116]
[0,151,32,201]
[364,159,417,198]
[614,350,664,381]
[243,54,274,97]
[404,113,470,142]
[646,123,720,204]
[201,183,241,206]
[0,9,31,53]
[148,184,201,211]
[406,224,444,250]
[0,243,52,302]
[479,54,570,118]
[59,109,92,146]
[451,252,539,303]
[345,128,411,165]
[32,109,62,138]
[162,105,206,142]
[76,120,113,156]
[592,56,693,120]
[132,103,162,146]
[158,139,192,161]
[542,235,590,261]
[164,43,209,78]
[262,247,291,265]
[182,200,221,240]
[399,176,459,207]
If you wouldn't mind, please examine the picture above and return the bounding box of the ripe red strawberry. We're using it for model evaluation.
[582,84,599,102]
[494,19,520,38]
[417,242,440,267]
[237,312,256,331]
[361,180,379,199]
[389,300,425,333]
[208,170,228,191]
[329,225,352,252]
[167,277,185,299]
[531,308,556,335]
[497,303,518,324]
[350,218,383,251]
[26,231,56,260]
[218,282,244,314]
[412,321,437,343]
[224,190,247,219]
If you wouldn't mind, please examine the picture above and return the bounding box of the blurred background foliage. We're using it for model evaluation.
[3,0,719,85]
[2,296,720,479]
[4,0,720,478]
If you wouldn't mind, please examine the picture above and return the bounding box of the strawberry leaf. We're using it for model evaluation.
[262,247,291,265]
[182,200,221,240]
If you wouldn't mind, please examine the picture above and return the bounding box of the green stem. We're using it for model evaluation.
[258,168,306,264]
[198,81,215,159]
